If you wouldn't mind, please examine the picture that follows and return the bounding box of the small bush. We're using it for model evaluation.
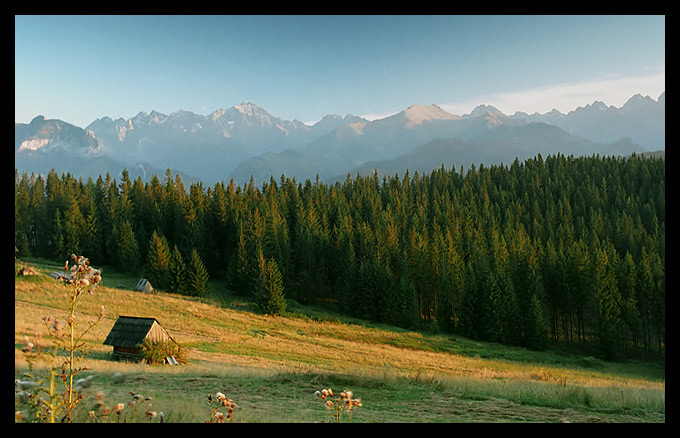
[139,339,186,365]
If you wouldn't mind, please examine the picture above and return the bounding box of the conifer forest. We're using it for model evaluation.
[14,153,665,361]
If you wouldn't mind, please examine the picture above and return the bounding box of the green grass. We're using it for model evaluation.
[14,257,665,423]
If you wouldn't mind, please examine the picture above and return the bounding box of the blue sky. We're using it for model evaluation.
[15,15,665,128]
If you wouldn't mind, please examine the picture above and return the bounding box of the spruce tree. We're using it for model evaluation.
[81,198,103,263]
[524,292,549,350]
[63,197,84,257]
[593,247,622,359]
[395,275,420,329]
[459,261,481,340]
[255,257,286,315]
[168,245,188,295]
[115,219,141,273]
[146,230,171,290]
[52,209,66,260]
[187,248,211,297]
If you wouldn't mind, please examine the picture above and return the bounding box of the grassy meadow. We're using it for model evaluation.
[14,258,665,423]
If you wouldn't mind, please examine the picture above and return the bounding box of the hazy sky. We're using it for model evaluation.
[15,15,665,128]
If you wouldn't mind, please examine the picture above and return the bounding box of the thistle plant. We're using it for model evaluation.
[15,254,103,423]
[205,391,238,423]
[314,388,363,423]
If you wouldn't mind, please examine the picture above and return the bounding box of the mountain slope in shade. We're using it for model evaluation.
[515,92,664,150]
[14,151,200,185]
[331,132,644,184]
[231,103,635,186]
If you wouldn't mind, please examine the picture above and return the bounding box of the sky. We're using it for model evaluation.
[15,15,665,128]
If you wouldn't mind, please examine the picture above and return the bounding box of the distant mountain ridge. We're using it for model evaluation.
[15,93,663,185]
[513,92,665,150]
[81,101,369,181]
[230,94,662,185]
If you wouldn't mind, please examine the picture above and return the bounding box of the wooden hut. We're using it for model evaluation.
[103,316,176,362]
[135,278,154,293]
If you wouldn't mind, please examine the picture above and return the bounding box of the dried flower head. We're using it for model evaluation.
[94,391,105,407]
[21,336,34,352]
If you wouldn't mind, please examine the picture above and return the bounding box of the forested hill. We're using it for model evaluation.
[15,152,665,361]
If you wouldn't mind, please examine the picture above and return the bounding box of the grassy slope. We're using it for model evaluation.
[14,258,665,423]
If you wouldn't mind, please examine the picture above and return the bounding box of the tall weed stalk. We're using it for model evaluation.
[15,254,103,423]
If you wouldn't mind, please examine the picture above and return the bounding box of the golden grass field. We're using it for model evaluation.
[14,259,665,423]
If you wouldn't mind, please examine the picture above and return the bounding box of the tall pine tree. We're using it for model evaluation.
[255,256,287,315]
[146,230,171,290]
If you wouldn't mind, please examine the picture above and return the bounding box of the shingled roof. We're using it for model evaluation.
[103,316,174,349]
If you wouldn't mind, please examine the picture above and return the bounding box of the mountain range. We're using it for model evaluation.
[15,92,664,186]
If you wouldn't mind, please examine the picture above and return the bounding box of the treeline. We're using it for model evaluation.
[15,153,664,360]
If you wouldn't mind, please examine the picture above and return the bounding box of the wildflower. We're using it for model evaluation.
[159,412,164,423]
[114,403,125,414]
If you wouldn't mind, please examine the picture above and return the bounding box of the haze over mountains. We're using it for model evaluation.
[15,92,664,186]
